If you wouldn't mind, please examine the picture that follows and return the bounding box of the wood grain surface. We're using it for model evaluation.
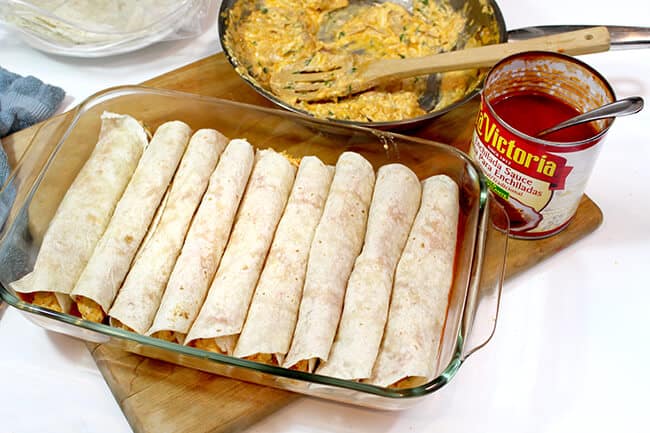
[2,53,603,433]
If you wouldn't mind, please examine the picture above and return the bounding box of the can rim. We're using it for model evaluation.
[482,51,617,152]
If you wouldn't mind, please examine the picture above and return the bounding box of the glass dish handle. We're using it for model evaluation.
[461,192,509,359]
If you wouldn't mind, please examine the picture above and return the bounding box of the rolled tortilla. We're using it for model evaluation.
[283,152,375,372]
[70,121,191,322]
[108,130,227,333]
[133,181,169,264]
[368,174,459,388]
[317,164,421,380]
[233,156,334,365]
[10,112,147,313]
[147,139,255,343]
[185,148,296,354]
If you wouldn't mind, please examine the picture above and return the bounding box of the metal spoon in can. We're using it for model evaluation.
[535,96,644,138]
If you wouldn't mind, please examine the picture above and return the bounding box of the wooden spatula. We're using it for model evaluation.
[270,26,611,102]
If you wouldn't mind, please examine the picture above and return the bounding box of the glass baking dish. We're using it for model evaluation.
[0,86,508,410]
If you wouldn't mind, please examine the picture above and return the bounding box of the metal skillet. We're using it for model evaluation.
[217,0,649,131]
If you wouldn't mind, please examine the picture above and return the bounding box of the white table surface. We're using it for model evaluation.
[1,1,649,432]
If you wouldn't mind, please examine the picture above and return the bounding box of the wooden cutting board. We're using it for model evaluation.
[3,53,603,433]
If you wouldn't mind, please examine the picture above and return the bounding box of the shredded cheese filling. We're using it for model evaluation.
[226,0,488,122]
[31,292,63,312]
[76,296,106,323]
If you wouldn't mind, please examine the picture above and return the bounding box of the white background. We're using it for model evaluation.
[1,1,649,432]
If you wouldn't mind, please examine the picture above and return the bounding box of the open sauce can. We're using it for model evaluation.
[469,51,615,239]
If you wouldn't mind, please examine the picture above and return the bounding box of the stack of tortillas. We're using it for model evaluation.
[11,112,460,388]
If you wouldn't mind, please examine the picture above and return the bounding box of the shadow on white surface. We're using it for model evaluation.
[44,327,96,366]
[245,397,404,433]
[0,308,131,433]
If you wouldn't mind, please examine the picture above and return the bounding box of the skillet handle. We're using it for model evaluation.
[461,192,509,360]
[507,25,650,49]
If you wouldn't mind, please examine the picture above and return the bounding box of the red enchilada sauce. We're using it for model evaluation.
[492,93,597,142]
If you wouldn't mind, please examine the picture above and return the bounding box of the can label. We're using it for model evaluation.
[470,97,600,238]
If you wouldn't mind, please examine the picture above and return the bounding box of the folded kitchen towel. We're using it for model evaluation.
[0,136,32,287]
[0,66,65,138]
[0,142,13,220]
[0,66,65,283]
[0,65,65,214]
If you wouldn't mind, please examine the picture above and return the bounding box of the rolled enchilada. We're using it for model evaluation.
[317,163,421,380]
[185,148,296,354]
[368,174,459,387]
[108,129,226,334]
[233,156,334,365]
[147,138,255,343]
[70,121,191,322]
[283,151,375,372]
[10,112,147,313]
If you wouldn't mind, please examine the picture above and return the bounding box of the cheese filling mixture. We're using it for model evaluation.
[226,0,483,122]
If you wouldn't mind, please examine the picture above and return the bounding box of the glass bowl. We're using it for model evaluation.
[0,0,208,57]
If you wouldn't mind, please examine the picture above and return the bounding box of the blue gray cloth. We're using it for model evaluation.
[0,66,65,137]
[0,143,13,227]
[0,66,65,284]
[1,66,65,208]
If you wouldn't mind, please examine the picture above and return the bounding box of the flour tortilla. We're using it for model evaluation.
[108,129,226,333]
[70,120,191,322]
[317,164,421,380]
[185,148,296,353]
[10,112,147,313]
[233,156,334,365]
[283,152,375,372]
[147,138,255,343]
[368,174,459,387]
[9,0,181,45]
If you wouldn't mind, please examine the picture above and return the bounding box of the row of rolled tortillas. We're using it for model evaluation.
[11,111,459,387]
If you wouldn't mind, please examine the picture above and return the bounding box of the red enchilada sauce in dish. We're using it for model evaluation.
[492,93,598,142]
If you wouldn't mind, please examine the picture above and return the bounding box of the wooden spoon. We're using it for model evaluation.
[270,26,611,102]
